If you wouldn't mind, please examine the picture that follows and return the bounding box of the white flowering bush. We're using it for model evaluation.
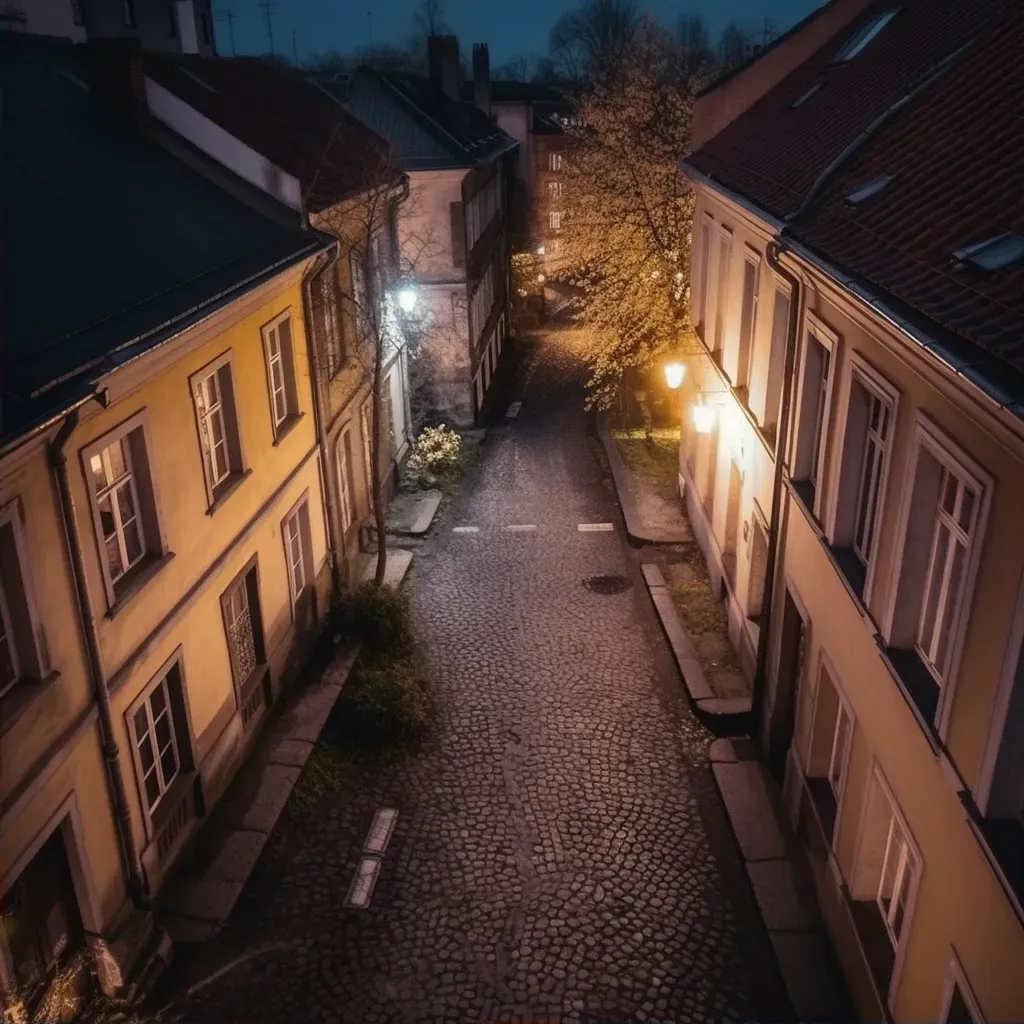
[406,424,462,477]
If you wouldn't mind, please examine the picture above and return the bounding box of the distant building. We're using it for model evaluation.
[0,0,216,55]
[678,0,1024,1019]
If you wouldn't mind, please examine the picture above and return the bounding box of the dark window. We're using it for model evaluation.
[123,0,135,27]
[200,11,210,44]
[168,3,176,36]
[450,202,466,268]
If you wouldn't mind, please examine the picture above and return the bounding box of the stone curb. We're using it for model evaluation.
[640,562,752,729]
[709,738,852,1022]
[595,419,690,545]
[161,646,359,946]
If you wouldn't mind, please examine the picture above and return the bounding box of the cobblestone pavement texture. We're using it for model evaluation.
[157,332,793,1024]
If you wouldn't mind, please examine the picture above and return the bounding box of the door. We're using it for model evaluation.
[768,588,807,781]
[1,825,89,1019]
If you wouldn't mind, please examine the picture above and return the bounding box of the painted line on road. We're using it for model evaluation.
[363,808,398,855]
[578,522,615,532]
[345,857,382,909]
[452,526,480,533]
[505,401,522,419]
[504,524,537,532]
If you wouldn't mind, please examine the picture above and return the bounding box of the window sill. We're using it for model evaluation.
[874,642,941,754]
[806,774,838,840]
[271,412,305,448]
[206,469,252,515]
[107,551,176,620]
[960,793,1024,929]
[828,545,867,602]
[789,477,818,519]
[0,670,62,739]
[848,899,896,1006]
[150,769,198,836]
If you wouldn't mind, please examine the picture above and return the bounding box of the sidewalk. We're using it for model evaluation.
[710,737,852,1022]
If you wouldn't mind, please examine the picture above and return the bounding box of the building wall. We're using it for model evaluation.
[493,102,532,185]
[532,134,568,269]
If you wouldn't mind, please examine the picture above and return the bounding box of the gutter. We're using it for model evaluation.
[49,402,152,909]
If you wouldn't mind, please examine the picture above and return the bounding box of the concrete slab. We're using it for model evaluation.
[386,490,441,536]
[697,696,753,716]
[164,877,244,923]
[265,738,314,768]
[641,563,666,588]
[163,917,219,946]
[227,764,301,834]
[278,683,343,745]
[649,591,714,701]
[709,738,738,763]
[712,761,787,862]
[770,931,849,1022]
[204,829,268,884]
[746,859,821,932]
[361,548,413,587]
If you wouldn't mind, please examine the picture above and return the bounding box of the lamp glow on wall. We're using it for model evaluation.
[397,287,418,313]
[663,361,686,391]
[693,398,716,435]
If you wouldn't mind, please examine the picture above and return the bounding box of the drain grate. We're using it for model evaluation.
[583,573,633,595]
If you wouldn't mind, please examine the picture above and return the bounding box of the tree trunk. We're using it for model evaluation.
[372,340,388,586]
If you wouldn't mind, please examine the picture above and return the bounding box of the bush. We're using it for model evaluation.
[331,581,412,663]
[406,424,462,479]
[334,656,432,749]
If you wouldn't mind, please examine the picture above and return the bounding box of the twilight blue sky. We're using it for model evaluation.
[214,0,825,67]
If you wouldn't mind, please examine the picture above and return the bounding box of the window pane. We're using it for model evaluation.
[945,985,975,1024]
[115,480,137,526]
[134,706,149,744]
[150,683,167,718]
[98,494,117,541]
[958,487,975,532]
[159,740,179,788]
[920,523,951,658]
[154,708,173,752]
[214,439,229,480]
[137,730,155,774]
[936,540,966,673]
[144,767,161,809]
[90,453,108,491]
[106,439,128,482]
[0,634,16,691]
[942,469,958,514]
[122,518,143,568]
[105,534,125,580]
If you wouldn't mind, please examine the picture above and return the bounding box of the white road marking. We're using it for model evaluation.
[363,808,398,855]
[452,526,480,533]
[577,522,615,532]
[345,857,382,908]
[505,524,537,532]
[506,401,522,419]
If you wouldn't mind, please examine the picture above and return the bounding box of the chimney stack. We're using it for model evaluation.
[86,37,149,134]
[428,34,460,103]
[472,43,490,115]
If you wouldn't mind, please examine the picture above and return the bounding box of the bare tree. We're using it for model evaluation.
[717,22,753,69]
[493,55,533,81]
[677,14,715,79]
[548,0,641,84]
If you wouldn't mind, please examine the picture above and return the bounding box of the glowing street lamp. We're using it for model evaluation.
[663,361,685,391]
[397,287,418,313]
[536,245,546,256]
[693,401,716,435]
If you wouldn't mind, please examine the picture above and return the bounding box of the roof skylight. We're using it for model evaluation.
[953,233,1024,271]
[791,83,821,108]
[844,175,892,205]
[833,9,900,62]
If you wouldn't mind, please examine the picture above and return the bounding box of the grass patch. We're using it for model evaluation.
[610,428,679,500]
[287,739,353,816]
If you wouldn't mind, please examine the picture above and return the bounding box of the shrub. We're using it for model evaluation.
[406,424,462,479]
[334,656,432,749]
[331,581,412,662]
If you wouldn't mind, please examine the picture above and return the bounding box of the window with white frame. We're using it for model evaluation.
[712,229,733,356]
[548,151,563,171]
[360,400,375,510]
[83,414,165,604]
[803,655,854,842]
[695,216,713,340]
[885,420,990,726]
[791,319,835,513]
[282,498,314,611]
[317,269,345,378]
[547,180,562,199]
[549,211,563,231]
[939,954,984,1024]
[130,665,187,814]
[828,358,898,600]
[221,560,266,697]
[736,248,761,388]
[191,354,244,502]
[759,283,791,441]
[263,314,300,435]
[336,430,356,534]
[0,506,46,701]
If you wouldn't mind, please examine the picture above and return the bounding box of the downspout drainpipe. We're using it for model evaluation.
[49,404,152,908]
[751,238,801,741]
[302,247,344,597]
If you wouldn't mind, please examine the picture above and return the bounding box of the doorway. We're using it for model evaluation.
[768,586,807,781]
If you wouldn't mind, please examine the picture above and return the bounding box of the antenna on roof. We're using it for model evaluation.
[215,8,236,56]
[259,1,276,55]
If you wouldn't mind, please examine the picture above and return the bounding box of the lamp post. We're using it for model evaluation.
[664,360,686,446]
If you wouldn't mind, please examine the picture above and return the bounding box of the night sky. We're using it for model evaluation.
[214,0,826,67]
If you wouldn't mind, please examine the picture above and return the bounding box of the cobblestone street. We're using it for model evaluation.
[161,331,793,1024]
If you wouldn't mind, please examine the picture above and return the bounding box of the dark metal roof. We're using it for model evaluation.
[1,35,330,445]
[318,68,517,171]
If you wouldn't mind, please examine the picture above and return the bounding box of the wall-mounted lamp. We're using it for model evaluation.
[397,287,418,313]
[663,361,686,391]
[536,245,546,256]
[693,401,716,435]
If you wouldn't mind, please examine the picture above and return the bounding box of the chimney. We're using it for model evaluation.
[428,34,460,103]
[472,43,490,115]
[86,37,149,134]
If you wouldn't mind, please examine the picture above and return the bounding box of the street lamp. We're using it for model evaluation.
[397,287,417,313]
[663,361,685,391]
[536,245,546,256]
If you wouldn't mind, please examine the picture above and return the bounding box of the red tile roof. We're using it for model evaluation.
[145,55,396,213]
[686,0,1024,377]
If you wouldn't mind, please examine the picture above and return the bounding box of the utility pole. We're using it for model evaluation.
[259,1,275,55]
[216,8,236,55]
[291,27,298,67]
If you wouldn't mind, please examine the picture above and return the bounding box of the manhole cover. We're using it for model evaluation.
[583,573,633,595]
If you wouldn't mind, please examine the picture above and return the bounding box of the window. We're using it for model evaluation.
[736,249,761,388]
[282,498,314,615]
[262,314,300,433]
[133,672,182,814]
[953,233,1024,272]
[314,268,344,378]
[336,430,356,534]
[220,560,267,729]
[712,229,733,356]
[200,11,210,44]
[828,358,898,599]
[695,216,713,340]
[828,699,853,800]
[449,202,466,268]
[833,10,899,62]
[939,954,984,1024]
[845,175,892,205]
[803,655,853,841]
[549,211,563,231]
[548,151,563,172]
[191,354,244,503]
[791,317,836,514]
[547,181,562,199]
[759,283,790,441]
[360,401,374,510]
[0,506,46,702]
[877,813,913,947]
[82,414,166,604]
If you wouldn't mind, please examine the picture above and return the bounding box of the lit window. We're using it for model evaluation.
[191,355,245,504]
[548,152,563,172]
[549,211,562,230]
[263,314,301,430]
[336,431,356,533]
[791,82,821,108]
[133,673,181,813]
[877,813,913,948]
[953,233,1024,271]
[282,500,313,611]
[547,180,562,198]
[833,10,899,62]
[90,436,146,584]
[845,175,892,205]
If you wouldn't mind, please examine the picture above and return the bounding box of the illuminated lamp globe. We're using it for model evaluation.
[693,403,716,435]
[663,362,685,390]
[397,287,418,313]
